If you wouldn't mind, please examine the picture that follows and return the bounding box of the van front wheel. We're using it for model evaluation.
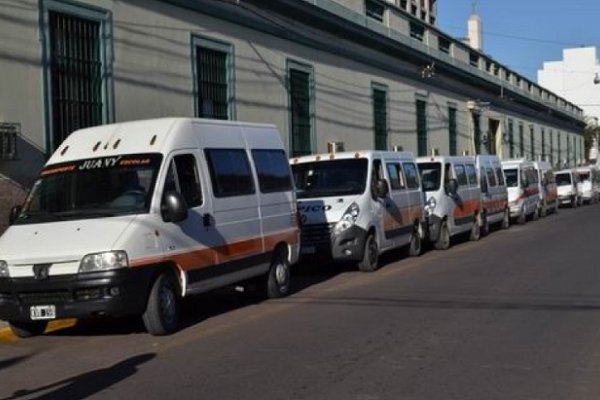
[358,234,379,272]
[434,221,450,250]
[9,320,48,338]
[142,273,180,336]
[263,251,291,299]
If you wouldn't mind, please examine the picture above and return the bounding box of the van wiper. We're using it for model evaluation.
[19,210,66,222]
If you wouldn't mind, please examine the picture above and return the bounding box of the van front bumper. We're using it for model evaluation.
[0,267,157,322]
[300,225,368,262]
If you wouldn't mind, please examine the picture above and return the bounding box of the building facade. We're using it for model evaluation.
[538,47,600,122]
[0,0,585,233]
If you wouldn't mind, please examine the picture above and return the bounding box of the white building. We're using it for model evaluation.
[538,47,600,121]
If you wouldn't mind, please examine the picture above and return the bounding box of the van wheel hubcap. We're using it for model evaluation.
[275,262,288,286]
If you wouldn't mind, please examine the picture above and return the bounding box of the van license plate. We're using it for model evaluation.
[30,305,56,320]
[301,246,316,254]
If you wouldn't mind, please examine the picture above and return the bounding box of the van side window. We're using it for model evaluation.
[495,167,505,186]
[454,164,468,186]
[402,162,420,189]
[486,167,497,187]
[164,155,203,208]
[205,149,255,197]
[479,167,487,193]
[371,159,385,198]
[251,149,293,193]
[386,163,405,190]
[465,164,477,186]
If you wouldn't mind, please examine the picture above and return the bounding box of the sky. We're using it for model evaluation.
[437,0,600,83]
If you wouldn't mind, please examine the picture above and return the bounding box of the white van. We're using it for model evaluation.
[501,159,539,224]
[291,151,426,272]
[475,155,510,233]
[0,118,300,337]
[574,166,600,204]
[554,169,579,207]
[417,156,482,250]
[534,160,559,216]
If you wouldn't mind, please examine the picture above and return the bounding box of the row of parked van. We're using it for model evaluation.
[291,152,600,272]
[0,118,596,337]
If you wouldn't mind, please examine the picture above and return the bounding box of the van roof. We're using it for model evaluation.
[47,118,279,165]
[416,155,475,164]
[291,150,415,164]
[501,158,533,168]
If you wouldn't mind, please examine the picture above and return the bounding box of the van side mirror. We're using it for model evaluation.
[8,205,22,225]
[375,180,389,198]
[161,191,188,223]
[445,179,458,196]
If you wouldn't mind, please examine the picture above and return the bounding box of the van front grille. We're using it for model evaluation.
[18,291,72,304]
[301,223,333,244]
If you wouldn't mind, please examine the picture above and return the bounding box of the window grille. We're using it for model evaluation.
[373,88,388,150]
[289,69,312,157]
[49,12,103,151]
[0,123,19,160]
[196,47,228,120]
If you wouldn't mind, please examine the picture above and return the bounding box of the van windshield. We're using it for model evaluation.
[504,168,519,188]
[292,159,368,199]
[555,173,572,186]
[417,162,442,191]
[14,153,163,225]
[578,172,590,182]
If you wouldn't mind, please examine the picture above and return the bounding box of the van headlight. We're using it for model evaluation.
[334,203,360,235]
[0,260,9,278]
[424,197,437,216]
[79,251,129,273]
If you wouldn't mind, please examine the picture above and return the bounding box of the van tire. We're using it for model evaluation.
[408,226,422,257]
[434,221,450,250]
[532,207,539,221]
[571,196,578,208]
[469,216,481,241]
[501,208,510,229]
[9,320,48,338]
[481,212,489,237]
[539,201,547,218]
[142,272,180,336]
[517,207,526,225]
[358,234,379,272]
[263,250,291,299]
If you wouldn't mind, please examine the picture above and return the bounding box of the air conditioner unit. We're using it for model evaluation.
[327,141,344,153]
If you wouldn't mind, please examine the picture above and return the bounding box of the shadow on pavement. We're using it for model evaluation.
[0,353,155,400]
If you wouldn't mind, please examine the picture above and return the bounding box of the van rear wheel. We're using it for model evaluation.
[358,234,379,272]
[469,216,481,241]
[501,208,510,229]
[434,221,450,250]
[9,320,48,338]
[142,272,180,336]
[408,226,422,257]
[262,250,291,299]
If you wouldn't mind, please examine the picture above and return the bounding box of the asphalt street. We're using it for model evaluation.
[1,205,600,399]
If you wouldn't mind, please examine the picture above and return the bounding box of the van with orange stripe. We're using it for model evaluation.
[417,156,482,250]
[291,151,426,272]
[534,160,559,215]
[476,155,510,233]
[0,118,299,337]
[501,159,540,224]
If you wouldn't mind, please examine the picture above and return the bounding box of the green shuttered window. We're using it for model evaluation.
[448,107,457,156]
[416,99,427,156]
[373,87,388,150]
[289,68,312,157]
